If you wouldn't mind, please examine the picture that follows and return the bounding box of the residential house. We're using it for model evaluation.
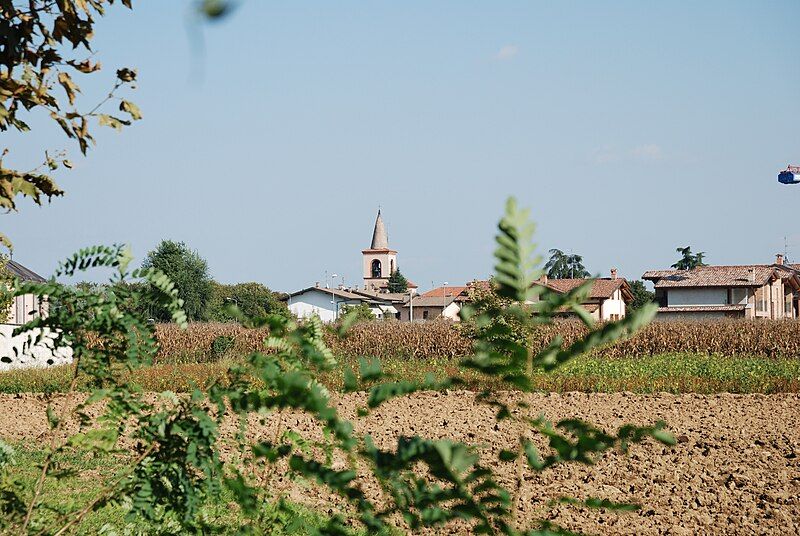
[287,285,370,323]
[642,255,800,321]
[399,274,633,322]
[286,284,405,322]
[3,260,48,325]
[538,269,632,321]
[399,285,471,321]
[347,288,410,319]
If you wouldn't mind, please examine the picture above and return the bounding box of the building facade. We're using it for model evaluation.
[642,256,800,321]
[3,260,48,325]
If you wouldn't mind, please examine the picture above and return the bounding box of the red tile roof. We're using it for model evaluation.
[421,286,468,298]
[542,278,628,300]
[642,265,798,288]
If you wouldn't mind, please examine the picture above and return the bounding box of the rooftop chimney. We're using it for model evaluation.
[610,268,618,280]
[776,253,784,266]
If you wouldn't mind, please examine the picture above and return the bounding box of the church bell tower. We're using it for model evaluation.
[362,210,397,291]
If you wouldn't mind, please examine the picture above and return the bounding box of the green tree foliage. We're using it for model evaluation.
[628,280,656,311]
[459,280,535,347]
[141,240,212,321]
[672,246,707,270]
[340,302,376,323]
[206,281,289,322]
[387,269,409,293]
[0,255,13,318]
[544,248,590,279]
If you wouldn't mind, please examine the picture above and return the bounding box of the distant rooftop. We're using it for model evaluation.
[642,264,800,288]
[4,260,46,282]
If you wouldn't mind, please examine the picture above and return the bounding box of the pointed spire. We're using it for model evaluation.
[370,209,389,249]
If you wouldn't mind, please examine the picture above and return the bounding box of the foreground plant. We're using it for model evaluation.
[0,199,672,534]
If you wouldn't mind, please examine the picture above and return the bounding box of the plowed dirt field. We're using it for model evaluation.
[1,392,798,535]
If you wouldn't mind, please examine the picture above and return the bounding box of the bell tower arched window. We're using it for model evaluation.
[371,259,382,278]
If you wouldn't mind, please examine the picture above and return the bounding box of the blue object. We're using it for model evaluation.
[778,170,800,184]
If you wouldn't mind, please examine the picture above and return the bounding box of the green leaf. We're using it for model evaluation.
[46,405,60,429]
[343,366,358,392]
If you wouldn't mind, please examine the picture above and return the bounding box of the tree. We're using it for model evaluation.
[0,1,229,249]
[206,282,289,322]
[387,269,409,293]
[672,246,707,270]
[340,302,376,323]
[628,279,655,311]
[141,240,212,321]
[0,255,13,319]
[544,248,590,279]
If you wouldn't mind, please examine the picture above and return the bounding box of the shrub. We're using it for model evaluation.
[211,335,235,358]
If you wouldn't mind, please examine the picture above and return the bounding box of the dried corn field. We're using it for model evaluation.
[150,319,800,362]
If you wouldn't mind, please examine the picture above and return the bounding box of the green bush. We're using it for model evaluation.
[211,334,235,358]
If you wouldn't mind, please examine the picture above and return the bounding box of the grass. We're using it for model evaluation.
[1,352,799,394]
[3,444,357,535]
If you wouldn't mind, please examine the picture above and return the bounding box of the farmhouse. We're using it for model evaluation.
[399,283,487,321]
[286,285,402,322]
[539,269,632,321]
[3,259,48,325]
[642,255,800,321]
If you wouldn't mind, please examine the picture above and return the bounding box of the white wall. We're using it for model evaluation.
[599,289,626,320]
[653,311,729,322]
[6,294,47,325]
[442,302,461,321]
[0,324,73,371]
[667,288,728,306]
[287,289,361,323]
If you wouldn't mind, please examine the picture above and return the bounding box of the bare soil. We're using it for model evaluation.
[1,392,798,535]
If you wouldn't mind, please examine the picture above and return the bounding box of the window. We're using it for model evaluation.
[422,310,429,320]
[371,259,382,278]
[756,286,769,313]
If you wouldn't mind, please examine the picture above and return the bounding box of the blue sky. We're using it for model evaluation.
[5,1,800,291]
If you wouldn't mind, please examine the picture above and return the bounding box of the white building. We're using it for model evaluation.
[286,286,370,323]
[1,259,71,370]
[3,259,48,325]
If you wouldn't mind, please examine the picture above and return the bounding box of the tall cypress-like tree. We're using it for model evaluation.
[387,269,409,293]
